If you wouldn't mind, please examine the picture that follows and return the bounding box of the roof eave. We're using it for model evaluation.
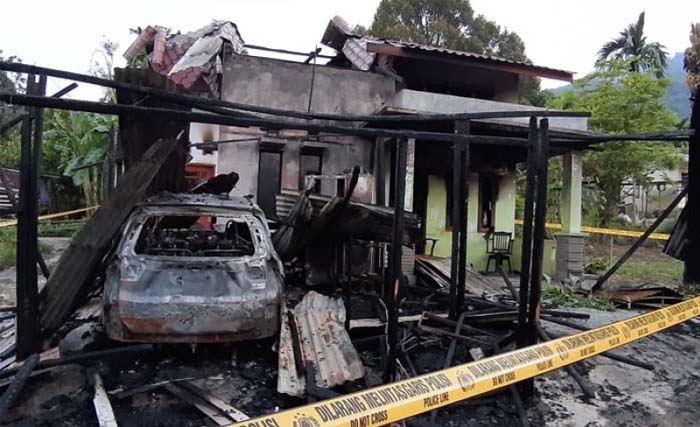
[365,42,574,82]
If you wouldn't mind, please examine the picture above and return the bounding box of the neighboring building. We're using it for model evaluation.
[0,168,56,215]
[620,157,688,224]
[124,17,589,278]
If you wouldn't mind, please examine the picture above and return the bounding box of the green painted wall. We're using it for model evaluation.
[424,172,556,276]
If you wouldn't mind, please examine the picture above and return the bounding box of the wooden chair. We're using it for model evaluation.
[485,231,514,274]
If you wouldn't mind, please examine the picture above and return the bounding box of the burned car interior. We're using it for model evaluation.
[102,193,284,344]
[134,214,256,258]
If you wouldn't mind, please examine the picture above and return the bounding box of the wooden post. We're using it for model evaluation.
[527,119,550,335]
[456,120,470,316]
[375,137,386,206]
[449,132,463,319]
[685,89,700,283]
[16,75,44,359]
[383,138,407,383]
[517,118,538,347]
[516,117,539,398]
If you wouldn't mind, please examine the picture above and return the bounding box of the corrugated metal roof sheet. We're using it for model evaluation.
[277,292,364,396]
[385,40,572,76]
[321,15,573,80]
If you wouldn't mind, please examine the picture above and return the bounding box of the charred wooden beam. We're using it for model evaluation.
[527,119,550,335]
[0,353,39,418]
[0,62,588,123]
[15,75,44,360]
[39,138,180,332]
[685,90,700,283]
[384,138,407,383]
[0,83,77,138]
[0,93,537,147]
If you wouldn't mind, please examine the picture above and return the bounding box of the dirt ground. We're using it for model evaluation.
[2,239,700,426]
[537,308,700,427]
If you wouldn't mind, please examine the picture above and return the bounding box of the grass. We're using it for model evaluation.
[38,220,86,238]
[585,239,684,288]
[542,286,615,311]
[0,228,15,270]
[0,226,57,270]
[615,258,684,287]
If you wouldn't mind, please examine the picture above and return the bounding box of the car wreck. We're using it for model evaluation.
[103,192,284,343]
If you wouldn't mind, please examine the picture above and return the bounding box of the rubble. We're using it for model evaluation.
[278,292,364,397]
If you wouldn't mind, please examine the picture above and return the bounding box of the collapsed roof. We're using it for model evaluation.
[321,15,574,82]
[123,21,244,93]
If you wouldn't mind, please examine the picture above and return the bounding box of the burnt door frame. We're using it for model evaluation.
[257,149,283,219]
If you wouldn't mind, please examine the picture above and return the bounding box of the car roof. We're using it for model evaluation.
[140,192,258,212]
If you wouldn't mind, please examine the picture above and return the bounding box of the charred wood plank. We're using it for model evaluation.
[39,138,179,332]
[90,369,119,427]
[0,353,39,418]
[164,383,231,426]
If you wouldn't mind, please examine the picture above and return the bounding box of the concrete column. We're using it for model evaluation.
[560,151,583,234]
[555,151,586,280]
[404,138,415,211]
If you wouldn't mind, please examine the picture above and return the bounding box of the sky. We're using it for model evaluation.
[0,0,696,100]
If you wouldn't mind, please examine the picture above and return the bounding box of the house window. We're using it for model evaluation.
[300,151,323,193]
[258,150,282,218]
[478,175,499,232]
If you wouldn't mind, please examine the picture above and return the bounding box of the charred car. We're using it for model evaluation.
[103,193,284,343]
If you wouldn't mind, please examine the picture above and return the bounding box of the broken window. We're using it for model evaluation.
[134,214,256,257]
[478,175,499,232]
[300,151,323,193]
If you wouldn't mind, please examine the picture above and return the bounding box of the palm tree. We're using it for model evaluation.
[598,12,668,78]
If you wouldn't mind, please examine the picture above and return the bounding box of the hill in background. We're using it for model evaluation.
[665,52,692,120]
[549,52,692,120]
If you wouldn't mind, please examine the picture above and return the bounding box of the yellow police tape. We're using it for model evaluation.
[513,219,670,241]
[0,205,98,228]
[228,297,700,427]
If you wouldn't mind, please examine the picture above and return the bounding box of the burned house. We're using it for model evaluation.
[2,13,700,427]
[140,17,588,279]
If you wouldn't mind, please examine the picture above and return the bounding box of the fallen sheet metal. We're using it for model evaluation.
[606,286,684,308]
[415,255,504,297]
[278,292,364,396]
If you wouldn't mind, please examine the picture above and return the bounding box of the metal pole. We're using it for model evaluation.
[383,138,407,383]
[16,75,40,360]
[456,120,470,316]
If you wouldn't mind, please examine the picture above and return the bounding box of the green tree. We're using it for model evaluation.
[43,110,114,206]
[369,0,526,60]
[0,51,25,169]
[686,23,700,94]
[597,12,668,78]
[548,61,682,226]
[367,0,541,103]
